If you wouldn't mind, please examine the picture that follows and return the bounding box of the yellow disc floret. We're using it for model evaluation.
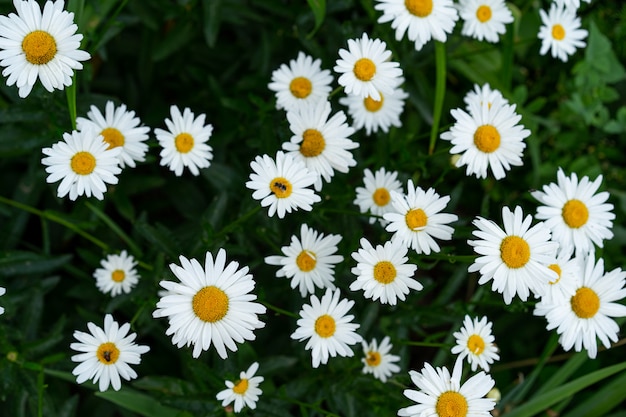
[473,125,501,153]
[71,151,96,175]
[373,261,397,284]
[500,236,530,269]
[562,199,589,228]
[97,342,120,364]
[353,58,376,81]
[476,5,492,23]
[405,0,433,18]
[269,177,293,198]
[300,129,326,157]
[101,128,125,149]
[175,133,194,153]
[22,30,57,65]
[436,391,468,417]
[571,287,600,319]
[192,286,229,323]
[314,314,336,338]
[405,208,428,230]
[296,250,317,272]
[289,76,313,99]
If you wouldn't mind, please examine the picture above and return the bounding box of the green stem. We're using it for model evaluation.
[429,41,447,156]
[399,340,451,348]
[65,77,77,130]
[280,396,341,417]
[328,86,343,99]
[85,201,143,257]
[501,24,514,93]
[261,301,299,319]
[37,368,44,417]
[215,205,261,238]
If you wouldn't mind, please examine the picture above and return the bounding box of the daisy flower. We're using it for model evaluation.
[153,249,266,359]
[41,127,122,201]
[554,0,591,9]
[361,336,401,383]
[76,101,150,169]
[441,96,530,180]
[538,3,588,62]
[451,315,500,372]
[0,287,5,315]
[463,83,507,110]
[531,168,615,258]
[216,362,264,413]
[383,180,458,255]
[350,238,422,305]
[534,249,581,302]
[291,288,362,368]
[353,167,403,226]
[458,0,514,43]
[398,357,496,417]
[333,32,403,101]
[246,151,321,218]
[70,314,149,392]
[93,250,140,297]
[534,254,626,359]
[468,206,559,304]
[375,0,459,52]
[154,105,213,176]
[265,224,343,297]
[268,51,333,112]
[0,0,90,98]
[283,99,358,191]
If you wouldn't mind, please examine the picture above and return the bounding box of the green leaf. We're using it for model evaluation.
[561,370,626,417]
[0,251,72,277]
[95,388,184,417]
[538,351,587,393]
[584,21,626,84]
[202,0,222,48]
[306,0,326,39]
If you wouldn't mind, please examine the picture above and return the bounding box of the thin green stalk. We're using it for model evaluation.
[37,368,45,417]
[428,41,446,155]
[85,201,143,256]
[261,301,299,318]
[280,396,341,417]
[65,77,77,130]
[215,205,261,238]
[501,24,514,93]
[399,340,451,348]
[328,85,343,99]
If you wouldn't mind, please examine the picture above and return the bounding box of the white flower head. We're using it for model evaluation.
[0,287,5,315]
[463,83,507,110]
[538,3,588,62]
[451,315,500,372]
[93,250,140,297]
[458,0,514,43]
[354,167,404,226]
[534,249,581,303]
[361,336,401,383]
[554,0,591,9]
[216,362,264,413]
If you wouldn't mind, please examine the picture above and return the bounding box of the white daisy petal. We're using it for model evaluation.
[537,3,588,62]
[216,362,264,413]
[93,250,140,297]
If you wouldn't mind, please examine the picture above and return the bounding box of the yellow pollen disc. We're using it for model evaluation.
[373,261,397,284]
[562,199,589,228]
[111,269,126,283]
[552,24,566,40]
[500,236,530,269]
[174,133,194,153]
[365,351,382,367]
[232,378,249,395]
[373,188,391,207]
[473,125,501,153]
[192,286,229,323]
[436,391,469,417]
[289,76,313,99]
[353,58,376,82]
[476,5,492,22]
[548,264,562,285]
[96,342,120,365]
[71,151,96,175]
[467,334,485,355]
[22,30,57,65]
[314,314,336,338]
[363,95,384,112]
[101,127,125,149]
[296,250,317,272]
[571,287,600,319]
[269,177,293,198]
[405,208,428,230]
[405,0,433,17]
[300,129,326,157]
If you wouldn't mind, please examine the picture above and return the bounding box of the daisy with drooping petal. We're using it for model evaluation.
[534,254,626,359]
[383,180,458,255]
[334,33,403,101]
[354,167,403,226]
[468,206,559,304]
[0,287,5,315]
[375,0,459,52]
[531,168,615,258]
[451,315,500,372]
[154,105,213,176]
[246,151,321,218]
[463,83,507,110]
[93,250,140,297]
[458,0,514,43]
[554,0,591,9]
[538,3,588,62]
[41,127,122,201]
[533,249,581,302]
[70,314,149,392]
[283,99,357,191]
[268,51,333,112]
[398,357,496,417]
[361,336,401,383]
[441,96,530,180]
[153,249,266,359]
[291,288,362,368]
[216,362,264,413]
[0,0,90,98]
[76,101,150,168]
[350,238,422,305]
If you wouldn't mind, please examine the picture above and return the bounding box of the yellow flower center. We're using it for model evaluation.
[373,261,397,284]
[96,342,120,365]
[269,177,293,198]
[365,351,381,367]
[373,188,391,207]
[353,58,376,82]
[296,250,317,272]
[473,125,501,153]
[571,287,600,319]
[364,95,384,112]
[405,0,433,17]
[314,314,336,338]
[405,208,428,230]
[174,133,194,153]
[548,264,562,285]
[111,269,126,283]
[101,127,125,149]
[562,199,589,228]
[289,76,313,99]
[192,286,229,323]
[476,5,492,23]
[500,236,530,269]
[232,378,249,395]
[467,334,485,355]
[436,391,469,417]
[70,151,96,175]
[22,30,57,65]
[552,24,566,41]
[300,129,326,157]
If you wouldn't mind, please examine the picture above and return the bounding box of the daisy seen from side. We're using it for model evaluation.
[451,315,500,372]
[216,362,264,413]
[458,0,514,43]
[533,249,581,302]
[93,250,140,297]
[463,83,507,110]
[538,3,588,62]
[353,167,403,226]
[361,336,401,383]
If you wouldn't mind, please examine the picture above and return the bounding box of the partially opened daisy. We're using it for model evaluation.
[41,127,122,201]
[246,151,321,218]
[538,3,588,62]
[361,336,401,383]
[353,167,403,226]
[458,0,514,43]
[451,315,500,372]
[350,238,422,305]
[383,180,458,255]
[0,287,5,315]
[441,96,530,180]
[93,250,140,297]
[554,0,591,9]
[468,206,559,304]
[291,288,362,368]
[375,0,459,51]
[154,105,213,176]
[268,51,333,112]
[463,83,507,110]
[153,249,266,359]
[216,362,264,413]
[265,224,343,297]
[334,33,402,101]
[70,314,150,392]
[76,101,150,169]
[535,250,581,302]
[398,357,496,417]
[531,168,615,258]
[283,99,357,191]
[0,0,90,98]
